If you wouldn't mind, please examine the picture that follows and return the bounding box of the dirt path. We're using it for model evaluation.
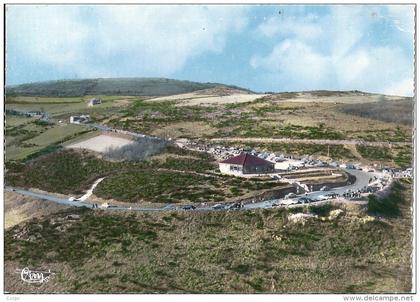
[210,137,411,146]
[344,144,363,159]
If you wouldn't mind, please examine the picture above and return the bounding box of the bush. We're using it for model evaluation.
[24,144,62,161]
[367,182,404,217]
[103,137,168,161]
[309,203,333,216]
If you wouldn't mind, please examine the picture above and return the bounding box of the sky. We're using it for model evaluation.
[6,4,415,96]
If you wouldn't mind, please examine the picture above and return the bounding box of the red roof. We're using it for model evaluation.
[220,153,273,166]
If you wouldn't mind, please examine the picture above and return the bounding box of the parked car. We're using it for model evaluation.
[320,186,330,191]
[181,205,196,211]
[325,193,340,199]
[227,202,243,210]
[285,192,297,199]
[297,197,313,204]
[163,204,177,210]
[314,195,329,201]
[212,204,225,210]
[280,198,299,205]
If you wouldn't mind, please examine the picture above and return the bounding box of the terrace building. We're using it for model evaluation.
[219,153,275,175]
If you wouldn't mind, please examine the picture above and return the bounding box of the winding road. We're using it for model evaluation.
[5,168,385,213]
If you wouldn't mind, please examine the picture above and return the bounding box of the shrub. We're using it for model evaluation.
[103,137,168,161]
[367,182,404,217]
[309,203,333,216]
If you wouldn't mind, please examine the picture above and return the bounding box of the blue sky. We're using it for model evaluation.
[6,4,415,96]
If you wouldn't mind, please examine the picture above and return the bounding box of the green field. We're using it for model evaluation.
[4,94,137,160]
[6,122,94,161]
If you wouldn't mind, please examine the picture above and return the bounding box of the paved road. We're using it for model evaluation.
[87,124,162,140]
[5,168,383,213]
[244,168,382,209]
[210,137,411,147]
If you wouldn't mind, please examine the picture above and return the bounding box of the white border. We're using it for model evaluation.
[0,1,417,302]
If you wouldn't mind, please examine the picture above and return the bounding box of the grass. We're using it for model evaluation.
[393,145,413,169]
[346,128,411,142]
[6,148,288,203]
[4,95,138,161]
[340,99,413,126]
[25,124,90,146]
[95,171,226,203]
[213,118,345,140]
[6,122,94,161]
[107,100,216,134]
[4,181,413,293]
[367,182,405,217]
[6,94,413,145]
[356,145,393,161]
[356,144,413,168]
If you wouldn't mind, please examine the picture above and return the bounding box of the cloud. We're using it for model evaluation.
[7,6,89,66]
[251,5,414,96]
[385,5,415,34]
[6,5,249,79]
[251,39,330,86]
[384,78,414,97]
[92,6,248,75]
[257,13,322,40]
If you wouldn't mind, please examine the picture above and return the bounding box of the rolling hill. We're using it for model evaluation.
[5,78,253,97]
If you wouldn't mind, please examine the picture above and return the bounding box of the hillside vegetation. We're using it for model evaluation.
[6,78,252,97]
[4,179,412,293]
[339,99,414,126]
[5,148,289,204]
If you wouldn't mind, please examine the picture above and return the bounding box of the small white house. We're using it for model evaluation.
[88,98,102,107]
[70,115,90,124]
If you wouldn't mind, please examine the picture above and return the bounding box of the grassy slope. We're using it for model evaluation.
[6,78,251,97]
[5,95,131,160]
[5,148,289,203]
[6,123,94,161]
[340,99,414,126]
[4,180,412,293]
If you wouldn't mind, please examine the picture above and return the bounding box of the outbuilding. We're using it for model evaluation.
[88,98,102,107]
[219,153,275,175]
[70,115,90,124]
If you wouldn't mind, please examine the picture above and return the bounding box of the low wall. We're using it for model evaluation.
[306,171,356,191]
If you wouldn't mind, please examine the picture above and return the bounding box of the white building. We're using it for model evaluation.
[70,115,90,124]
[219,153,275,176]
[88,98,102,107]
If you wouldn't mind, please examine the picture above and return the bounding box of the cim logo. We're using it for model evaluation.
[16,267,55,284]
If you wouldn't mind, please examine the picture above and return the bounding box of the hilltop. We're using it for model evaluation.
[259,90,411,103]
[5,78,253,97]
